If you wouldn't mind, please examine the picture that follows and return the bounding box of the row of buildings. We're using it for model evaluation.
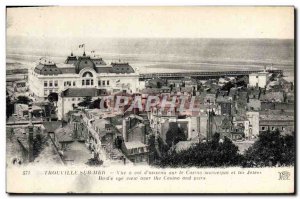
[6,51,294,166]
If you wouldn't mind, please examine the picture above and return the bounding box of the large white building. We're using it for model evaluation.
[28,52,141,100]
[28,52,143,119]
[249,71,269,88]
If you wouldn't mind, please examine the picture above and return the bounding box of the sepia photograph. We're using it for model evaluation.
[5,6,295,194]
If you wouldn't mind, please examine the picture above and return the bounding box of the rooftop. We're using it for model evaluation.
[62,88,107,98]
[124,141,148,149]
[260,114,294,121]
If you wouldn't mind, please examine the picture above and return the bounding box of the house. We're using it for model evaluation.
[180,87,194,95]
[14,103,44,118]
[121,141,149,164]
[246,111,260,138]
[260,91,284,103]
[182,77,197,89]
[203,93,216,105]
[146,78,165,88]
[167,79,183,88]
[216,96,232,115]
[57,88,107,120]
[233,115,250,139]
[159,86,171,94]
[247,88,261,99]
[212,115,233,139]
[285,92,294,103]
[54,124,76,150]
[13,80,27,92]
[247,99,261,111]
[259,113,294,135]
[119,114,150,164]
[249,71,269,88]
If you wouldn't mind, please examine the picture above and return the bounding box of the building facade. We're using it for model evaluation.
[28,53,142,100]
[249,71,269,88]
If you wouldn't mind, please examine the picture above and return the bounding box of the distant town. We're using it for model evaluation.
[6,47,295,167]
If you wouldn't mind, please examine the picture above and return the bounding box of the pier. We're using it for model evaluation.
[139,69,283,80]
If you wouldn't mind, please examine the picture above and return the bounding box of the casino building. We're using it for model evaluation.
[28,51,142,120]
[28,52,141,100]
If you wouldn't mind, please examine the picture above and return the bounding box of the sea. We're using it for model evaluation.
[6,36,294,81]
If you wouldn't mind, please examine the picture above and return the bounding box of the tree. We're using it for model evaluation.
[86,157,103,166]
[165,122,187,147]
[157,81,162,89]
[6,96,14,118]
[48,92,58,102]
[91,98,101,109]
[156,133,243,168]
[169,84,174,91]
[78,96,92,108]
[114,136,123,149]
[221,81,234,92]
[16,96,31,104]
[244,130,295,167]
[148,134,170,164]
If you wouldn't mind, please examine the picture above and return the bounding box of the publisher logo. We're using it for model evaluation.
[278,171,290,180]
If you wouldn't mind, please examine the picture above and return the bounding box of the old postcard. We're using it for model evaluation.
[6,6,295,194]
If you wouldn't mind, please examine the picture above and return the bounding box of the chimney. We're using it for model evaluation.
[122,118,127,142]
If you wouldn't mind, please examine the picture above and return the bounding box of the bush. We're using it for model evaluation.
[86,157,103,166]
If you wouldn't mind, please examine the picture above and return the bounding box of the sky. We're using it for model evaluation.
[7,6,294,39]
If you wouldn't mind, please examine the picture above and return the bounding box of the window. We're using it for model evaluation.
[98,80,101,86]
[82,71,93,77]
[64,82,67,86]
[72,98,75,101]
[102,81,105,86]
[82,80,85,86]
[73,81,76,86]
[271,126,275,131]
[78,98,81,101]
[49,81,53,87]
[44,90,47,96]
[44,81,48,87]
[86,80,90,85]
[107,80,109,85]
[262,126,266,131]
[91,79,94,85]
[54,80,58,87]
